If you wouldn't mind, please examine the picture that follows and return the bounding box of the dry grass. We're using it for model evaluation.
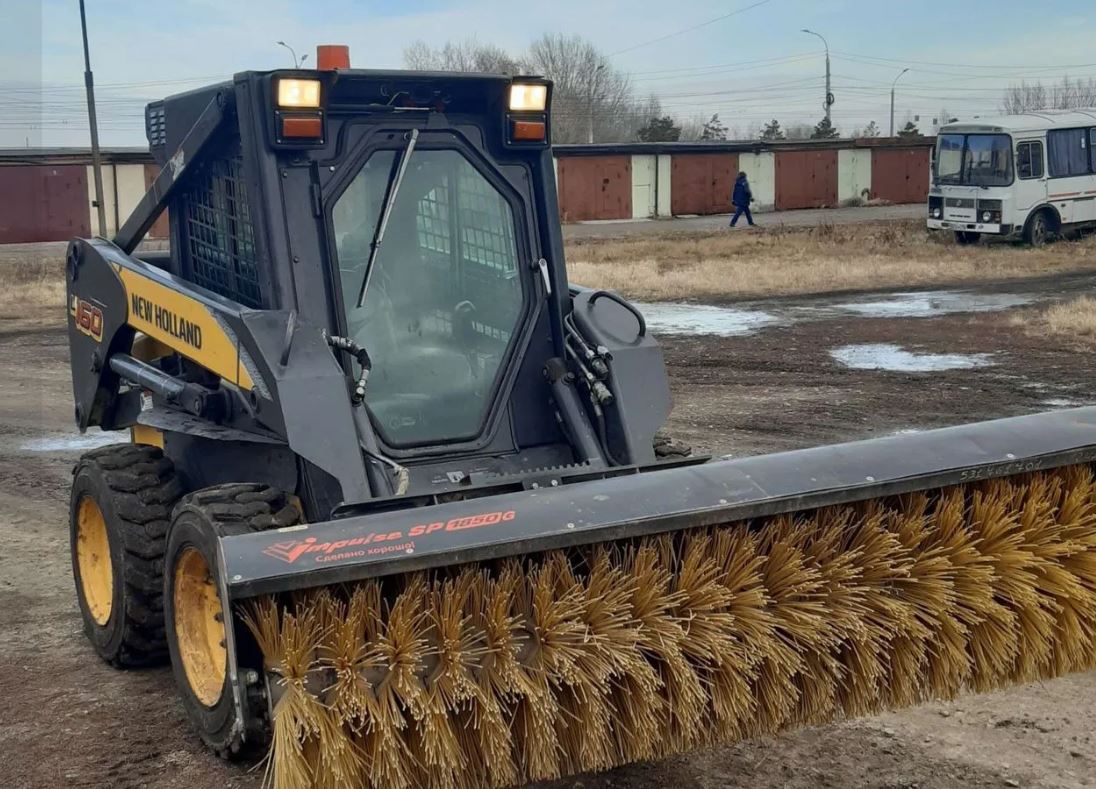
[0,243,67,317]
[565,221,1096,301]
[5,225,1096,315]
[1018,296,1096,345]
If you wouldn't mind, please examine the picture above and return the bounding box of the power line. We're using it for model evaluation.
[830,49,1096,72]
[628,52,814,78]
[608,0,773,57]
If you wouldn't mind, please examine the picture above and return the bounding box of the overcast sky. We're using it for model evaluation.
[3,0,1095,147]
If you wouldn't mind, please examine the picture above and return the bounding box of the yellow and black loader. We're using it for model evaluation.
[65,45,1096,788]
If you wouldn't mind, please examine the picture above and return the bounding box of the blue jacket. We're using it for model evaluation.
[732,176,752,207]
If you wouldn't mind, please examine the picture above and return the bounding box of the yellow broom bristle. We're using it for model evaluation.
[239,465,1096,789]
[239,598,328,789]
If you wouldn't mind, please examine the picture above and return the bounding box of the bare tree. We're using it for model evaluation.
[403,39,522,75]
[784,122,814,140]
[1051,76,1096,109]
[678,115,708,141]
[405,34,664,144]
[1001,76,1096,113]
[525,34,639,144]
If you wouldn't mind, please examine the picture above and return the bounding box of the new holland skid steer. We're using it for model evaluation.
[66,45,1096,789]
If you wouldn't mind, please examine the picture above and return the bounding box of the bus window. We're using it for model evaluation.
[936,134,964,183]
[1017,141,1044,179]
[1048,128,1090,177]
[934,133,1012,186]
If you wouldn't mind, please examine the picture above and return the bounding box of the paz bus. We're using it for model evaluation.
[927,109,1096,245]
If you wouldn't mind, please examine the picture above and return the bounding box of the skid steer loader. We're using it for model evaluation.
[66,45,1096,789]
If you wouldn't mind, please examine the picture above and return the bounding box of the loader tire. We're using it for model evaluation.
[164,484,300,759]
[70,444,183,668]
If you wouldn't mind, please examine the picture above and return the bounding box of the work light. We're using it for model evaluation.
[277,78,322,108]
[509,83,548,112]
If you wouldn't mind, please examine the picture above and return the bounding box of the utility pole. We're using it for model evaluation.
[801,29,833,121]
[890,67,910,137]
[587,64,605,145]
[79,0,107,238]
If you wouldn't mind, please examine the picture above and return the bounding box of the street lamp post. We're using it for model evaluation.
[890,67,910,137]
[79,0,107,238]
[276,41,305,68]
[801,28,832,121]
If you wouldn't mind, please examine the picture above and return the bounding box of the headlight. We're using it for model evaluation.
[982,211,991,222]
[509,83,548,112]
[932,207,942,218]
[276,78,322,108]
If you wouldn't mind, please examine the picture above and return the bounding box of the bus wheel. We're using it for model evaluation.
[1025,210,1049,247]
[955,231,980,245]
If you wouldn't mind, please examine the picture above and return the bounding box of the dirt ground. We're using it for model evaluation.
[2,265,1096,787]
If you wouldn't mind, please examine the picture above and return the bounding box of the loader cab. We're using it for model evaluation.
[142,61,612,488]
[69,50,671,527]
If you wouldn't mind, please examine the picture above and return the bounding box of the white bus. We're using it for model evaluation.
[927,109,1096,245]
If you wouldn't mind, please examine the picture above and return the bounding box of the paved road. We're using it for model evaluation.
[563,202,924,240]
[2,206,925,257]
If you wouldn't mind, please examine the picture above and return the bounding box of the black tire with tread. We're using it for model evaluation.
[165,483,300,758]
[70,444,182,668]
[1025,209,1050,247]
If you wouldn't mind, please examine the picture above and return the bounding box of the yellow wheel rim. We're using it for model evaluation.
[76,497,113,626]
[173,547,227,707]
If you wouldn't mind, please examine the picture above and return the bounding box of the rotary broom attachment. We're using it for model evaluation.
[241,464,1096,789]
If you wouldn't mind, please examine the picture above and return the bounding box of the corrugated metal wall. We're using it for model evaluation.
[871,148,930,204]
[557,156,632,221]
[0,142,934,242]
[774,150,838,210]
[670,153,739,216]
[0,165,90,244]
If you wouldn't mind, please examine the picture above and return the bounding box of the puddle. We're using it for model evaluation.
[830,343,995,372]
[834,291,1033,319]
[637,289,1036,339]
[638,302,782,337]
[1043,398,1084,408]
[19,431,119,453]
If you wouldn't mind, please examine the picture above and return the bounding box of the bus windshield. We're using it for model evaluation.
[935,133,1013,186]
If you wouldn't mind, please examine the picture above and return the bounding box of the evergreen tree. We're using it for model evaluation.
[759,118,785,140]
[897,120,922,138]
[700,113,728,141]
[810,116,839,139]
[636,115,682,142]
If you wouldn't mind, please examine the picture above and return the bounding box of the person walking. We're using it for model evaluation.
[729,171,756,227]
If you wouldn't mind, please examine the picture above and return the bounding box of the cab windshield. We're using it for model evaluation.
[935,133,1013,186]
[331,148,525,447]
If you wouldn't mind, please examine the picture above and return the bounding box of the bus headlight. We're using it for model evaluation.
[933,207,942,218]
[982,211,991,222]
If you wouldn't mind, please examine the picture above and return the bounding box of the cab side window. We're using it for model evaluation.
[1017,141,1044,179]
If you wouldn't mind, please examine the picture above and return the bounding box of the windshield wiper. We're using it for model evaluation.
[355,128,419,309]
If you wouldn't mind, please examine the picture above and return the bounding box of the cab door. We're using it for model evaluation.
[1013,138,1047,223]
